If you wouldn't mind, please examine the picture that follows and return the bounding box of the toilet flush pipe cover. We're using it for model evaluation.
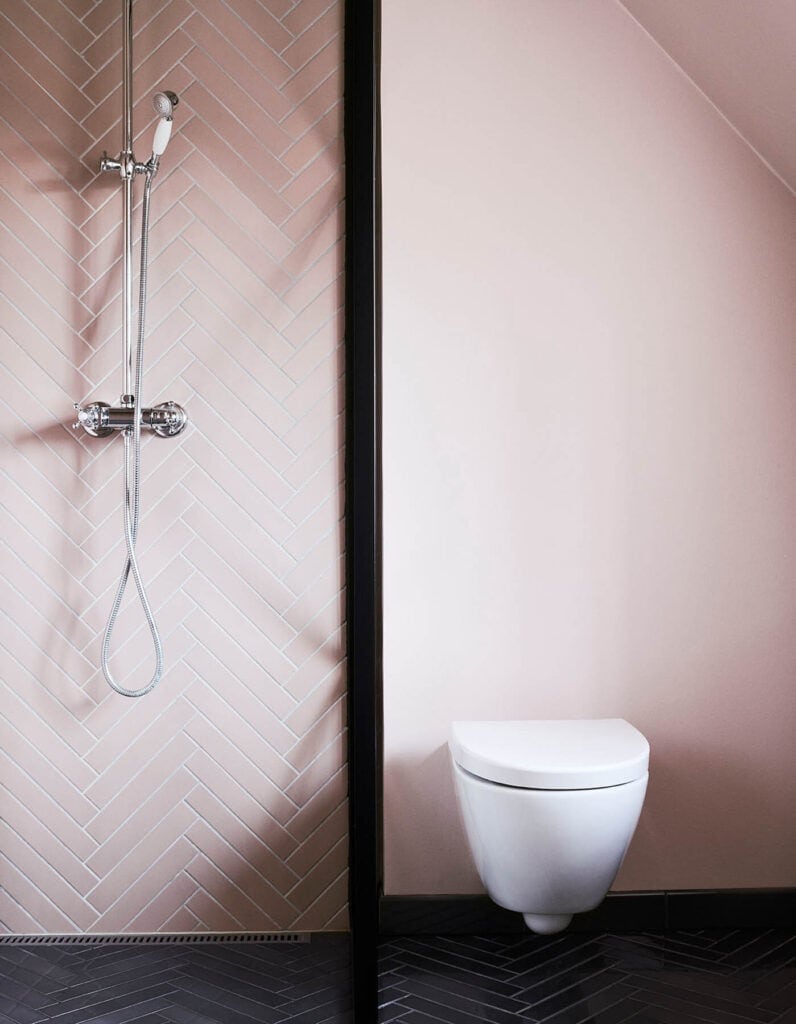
[450,719,650,790]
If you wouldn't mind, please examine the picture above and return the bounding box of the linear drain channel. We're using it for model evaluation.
[0,933,311,946]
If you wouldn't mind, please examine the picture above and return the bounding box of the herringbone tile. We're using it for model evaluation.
[0,936,350,1022]
[0,0,345,933]
[379,931,796,1024]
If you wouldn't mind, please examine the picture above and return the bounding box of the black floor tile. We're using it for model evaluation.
[2,930,794,1023]
[379,930,796,1024]
[0,939,351,1024]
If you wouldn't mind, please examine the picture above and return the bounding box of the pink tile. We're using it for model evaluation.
[24,0,94,52]
[180,617,297,721]
[0,12,91,121]
[280,65,342,140]
[185,680,297,788]
[180,462,294,572]
[284,764,346,844]
[0,773,95,864]
[281,415,343,490]
[127,870,198,932]
[180,117,292,226]
[0,51,93,157]
[282,491,340,560]
[180,501,296,614]
[291,868,347,930]
[224,0,293,54]
[280,638,342,737]
[184,714,298,827]
[0,851,86,933]
[86,802,195,913]
[0,196,92,295]
[186,880,245,931]
[180,150,293,262]
[161,904,201,932]
[285,834,346,912]
[282,0,336,37]
[0,111,93,225]
[0,788,97,903]
[281,6,341,72]
[284,727,345,808]
[91,838,195,932]
[285,801,347,877]
[283,522,344,595]
[185,784,299,893]
[185,853,283,930]
[186,574,295,685]
[281,101,342,174]
[281,201,343,280]
[185,188,291,294]
[186,818,295,921]
[178,254,293,363]
[182,539,295,649]
[0,890,43,934]
[181,287,294,400]
[284,696,344,774]
[84,733,196,844]
[1,685,96,787]
[182,7,291,96]
[85,698,195,807]
[181,335,296,465]
[185,746,297,860]
[283,331,344,412]
[88,769,196,879]
[182,45,292,148]
[282,596,343,671]
[181,219,294,331]
[280,37,341,109]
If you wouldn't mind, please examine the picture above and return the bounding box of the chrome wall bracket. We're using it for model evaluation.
[73,399,187,438]
[99,151,151,178]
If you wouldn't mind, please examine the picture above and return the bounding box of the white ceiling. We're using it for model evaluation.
[619,0,796,193]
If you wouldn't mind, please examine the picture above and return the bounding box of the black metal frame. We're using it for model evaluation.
[345,0,381,1018]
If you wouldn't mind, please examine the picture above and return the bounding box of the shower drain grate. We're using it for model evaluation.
[0,932,311,946]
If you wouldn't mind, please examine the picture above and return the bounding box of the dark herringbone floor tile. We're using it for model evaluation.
[379,930,796,1024]
[0,938,350,1023]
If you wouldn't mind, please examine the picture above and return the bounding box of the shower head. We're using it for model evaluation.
[149,91,179,167]
[152,90,179,119]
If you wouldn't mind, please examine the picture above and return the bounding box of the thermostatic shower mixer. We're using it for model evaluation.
[73,398,187,438]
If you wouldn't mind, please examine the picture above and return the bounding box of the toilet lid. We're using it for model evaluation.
[449,719,649,789]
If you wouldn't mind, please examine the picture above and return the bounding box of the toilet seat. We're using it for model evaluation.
[450,719,649,790]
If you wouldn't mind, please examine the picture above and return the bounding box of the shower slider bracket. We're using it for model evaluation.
[99,151,156,179]
[73,400,187,438]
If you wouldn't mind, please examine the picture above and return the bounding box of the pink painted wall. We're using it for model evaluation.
[0,0,346,932]
[382,0,796,895]
[620,0,796,191]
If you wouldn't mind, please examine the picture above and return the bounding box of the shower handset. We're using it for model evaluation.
[150,91,179,162]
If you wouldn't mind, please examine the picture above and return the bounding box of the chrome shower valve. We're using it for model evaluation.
[73,400,187,438]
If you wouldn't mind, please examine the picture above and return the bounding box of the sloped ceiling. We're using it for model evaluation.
[619,0,796,192]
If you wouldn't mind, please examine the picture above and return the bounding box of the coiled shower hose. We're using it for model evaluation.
[101,169,164,697]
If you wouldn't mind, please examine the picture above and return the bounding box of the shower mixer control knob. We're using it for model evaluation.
[150,402,187,437]
[73,401,113,437]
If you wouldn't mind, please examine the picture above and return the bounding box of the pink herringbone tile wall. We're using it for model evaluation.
[0,0,346,933]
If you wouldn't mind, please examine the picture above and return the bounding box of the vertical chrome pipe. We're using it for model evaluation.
[121,0,134,398]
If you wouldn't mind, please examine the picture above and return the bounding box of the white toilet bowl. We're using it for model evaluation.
[449,719,649,934]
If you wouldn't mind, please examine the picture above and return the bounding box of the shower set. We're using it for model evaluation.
[73,0,186,698]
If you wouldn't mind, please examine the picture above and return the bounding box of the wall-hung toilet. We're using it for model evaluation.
[449,719,649,934]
